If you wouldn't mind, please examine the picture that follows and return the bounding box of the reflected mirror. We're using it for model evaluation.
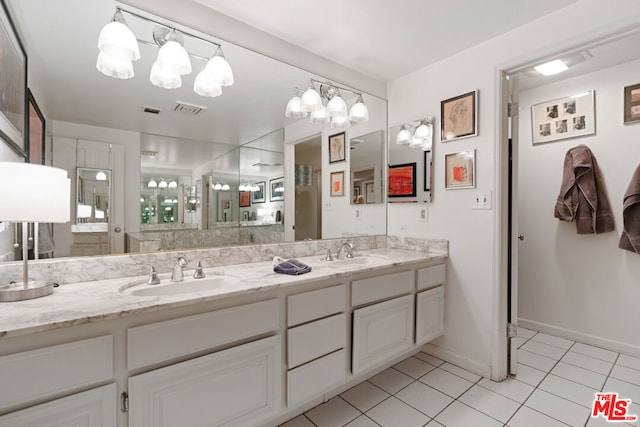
[76,168,110,224]
[350,130,384,204]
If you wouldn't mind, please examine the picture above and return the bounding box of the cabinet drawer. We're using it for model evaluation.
[0,336,113,411]
[416,286,445,344]
[288,313,345,369]
[352,270,413,307]
[288,284,345,326]
[128,299,278,369]
[287,350,345,408]
[417,264,446,291]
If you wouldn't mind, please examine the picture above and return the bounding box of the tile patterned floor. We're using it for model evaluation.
[281,328,640,427]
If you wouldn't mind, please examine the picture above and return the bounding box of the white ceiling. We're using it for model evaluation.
[193,0,581,81]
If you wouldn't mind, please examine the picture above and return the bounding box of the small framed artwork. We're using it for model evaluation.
[0,2,27,158]
[329,131,346,163]
[624,83,640,125]
[424,150,432,192]
[388,163,417,197]
[445,149,475,190]
[27,89,45,165]
[531,90,595,144]
[270,177,284,201]
[330,171,345,197]
[441,90,478,142]
[252,181,265,203]
[222,200,230,209]
[239,191,251,207]
[365,181,375,203]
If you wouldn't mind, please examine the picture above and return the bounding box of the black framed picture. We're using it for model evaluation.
[329,131,346,163]
[27,89,45,164]
[239,191,251,207]
[252,181,265,203]
[624,83,640,125]
[423,150,432,192]
[388,162,417,197]
[270,177,284,201]
[441,90,478,142]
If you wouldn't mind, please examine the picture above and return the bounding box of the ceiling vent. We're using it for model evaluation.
[173,101,207,115]
[143,106,162,114]
[141,150,158,157]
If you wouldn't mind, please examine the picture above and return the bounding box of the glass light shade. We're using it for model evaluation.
[285,96,307,119]
[0,162,70,223]
[221,183,230,191]
[168,180,177,188]
[239,184,246,191]
[97,21,140,61]
[348,97,369,123]
[95,171,107,181]
[409,136,424,148]
[395,126,412,144]
[150,62,182,89]
[213,182,222,190]
[96,52,134,79]
[148,179,158,188]
[331,115,350,129]
[420,139,433,151]
[158,179,168,188]
[193,69,222,97]
[301,86,322,112]
[156,40,191,75]
[205,50,234,87]
[326,95,347,118]
[309,105,330,124]
[414,122,432,140]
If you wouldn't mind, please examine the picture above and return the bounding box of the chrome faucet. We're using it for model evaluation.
[146,266,160,285]
[336,242,354,260]
[321,248,334,261]
[171,257,188,282]
[193,261,205,279]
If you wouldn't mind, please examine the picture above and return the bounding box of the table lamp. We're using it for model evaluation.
[0,162,70,302]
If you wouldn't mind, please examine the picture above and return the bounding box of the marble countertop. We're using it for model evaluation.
[0,248,446,339]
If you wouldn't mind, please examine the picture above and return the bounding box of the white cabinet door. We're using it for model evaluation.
[352,294,414,375]
[129,335,281,427]
[416,286,445,345]
[0,384,116,427]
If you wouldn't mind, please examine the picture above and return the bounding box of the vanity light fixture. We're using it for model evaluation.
[395,125,412,145]
[285,90,307,119]
[212,181,222,190]
[168,180,177,188]
[395,117,434,151]
[158,179,168,188]
[147,178,158,188]
[221,183,230,191]
[95,171,107,181]
[96,10,140,79]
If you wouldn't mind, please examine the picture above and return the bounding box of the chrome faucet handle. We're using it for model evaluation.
[193,261,205,279]
[146,266,160,285]
[171,257,188,282]
[177,256,188,267]
[320,248,334,261]
[336,242,354,260]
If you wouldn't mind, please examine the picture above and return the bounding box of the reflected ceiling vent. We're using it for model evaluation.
[173,101,207,115]
[141,150,158,157]
[143,106,162,114]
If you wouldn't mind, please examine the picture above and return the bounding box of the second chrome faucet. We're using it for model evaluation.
[171,257,188,282]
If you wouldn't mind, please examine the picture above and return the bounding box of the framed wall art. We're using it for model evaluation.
[239,191,251,207]
[270,177,284,201]
[388,162,416,197]
[531,90,595,144]
[27,89,45,165]
[0,1,27,158]
[252,181,265,203]
[423,150,432,192]
[328,131,346,163]
[445,149,475,190]
[330,171,344,197]
[441,90,478,142]
[624,83,640,125]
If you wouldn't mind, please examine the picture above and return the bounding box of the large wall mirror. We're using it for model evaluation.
[1,0,387,260]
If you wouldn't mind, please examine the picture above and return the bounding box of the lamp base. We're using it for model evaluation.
[0,281,54,302]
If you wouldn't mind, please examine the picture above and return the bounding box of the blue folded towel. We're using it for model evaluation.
[273,256,312,275]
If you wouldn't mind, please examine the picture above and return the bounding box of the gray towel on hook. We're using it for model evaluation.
[619,163,640,254]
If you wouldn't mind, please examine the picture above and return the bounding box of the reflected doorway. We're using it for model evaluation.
[294,136,322,241]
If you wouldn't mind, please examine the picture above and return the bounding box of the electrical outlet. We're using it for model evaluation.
[355,208,362,221]
[472,191,492,210]
[419,207,428,222]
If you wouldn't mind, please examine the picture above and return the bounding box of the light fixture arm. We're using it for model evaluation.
[309,78,364,99]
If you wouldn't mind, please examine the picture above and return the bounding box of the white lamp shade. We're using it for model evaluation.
[193,69,223,97]
[150,62,182,89]
[213,182,222,190]
[396,126,412,144]
[205,54,234,87]
[330,115,350,129]
[158,179,168,188]
[0,162,70,223]
[96,52,134,79]
[156,40,191,75]
[420,139,432,151]
[77,204,92,219]
[95,171,107,181]
[409,136,424,148]
[221,183,230,191]
[326,95,347,118]
[285,96,307,119]
[348,100,369,123]
[148,179,158,188]
[168,180,177,188]
[301,87,322,112]
[309,105,330,124]
[414,123,432,140]
[97,21,140,61]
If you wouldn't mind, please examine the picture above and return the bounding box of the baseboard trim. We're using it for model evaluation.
[518,318,640,357]
[421,343,491,378]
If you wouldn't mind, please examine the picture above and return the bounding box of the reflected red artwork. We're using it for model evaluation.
[388,163,416,197]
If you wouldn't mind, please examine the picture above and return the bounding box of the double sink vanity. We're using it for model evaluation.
[0,236,447,427]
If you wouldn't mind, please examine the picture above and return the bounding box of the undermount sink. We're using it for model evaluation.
[120,274,240,297]
[332,254,389,265]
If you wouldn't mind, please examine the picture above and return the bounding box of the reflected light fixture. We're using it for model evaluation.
[212,181,222,190]
[301,80,322,113]
[396,117,434,151]
[168,180,177,188]
[221,183,230,191]
[147,178,158,188]
[395,125,412,144]
[95,171,107,181]
[158,179,168,188]
[349,95,369,123]
[285,91,307,119]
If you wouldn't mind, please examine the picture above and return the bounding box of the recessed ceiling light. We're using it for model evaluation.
[534,59,568,76]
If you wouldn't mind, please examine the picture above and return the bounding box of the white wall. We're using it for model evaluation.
[517,59,640,354]
[387,0,640,376]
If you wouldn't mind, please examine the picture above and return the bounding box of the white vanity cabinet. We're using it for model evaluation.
[416,264,446,345]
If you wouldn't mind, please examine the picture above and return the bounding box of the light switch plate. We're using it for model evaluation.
[355,208,362,221]
[419,207,428,222]
[472,191,492,210]
[324,202,332,211]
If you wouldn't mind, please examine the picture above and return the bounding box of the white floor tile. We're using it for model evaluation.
[439,362,482,382]
[426,421,445,426]
[435,401,502,427]
[539,374,599,408]
[525,389,591,426]
[611,364,640,387]
[618,354,640,372]
[517,327,537,339]
[340,381,390,412]
[414,352,444,367]
[531,332,574,350]
[368,367,413,394]
[552,361,607,390]
[562,351,614,375]
[394,356,436,379]
[395,380,453,418]
[459,384,520,422]
[305,397,360,427]
[419,368,474,398]
[517,349,557,372]
[513,336,527,349]
[514,363,547,387]
[604,377,640,403]
[478,377,535,403]
[521,340,567,360]
[280,415,315,427]
[344,415,380,427]
[365,396,430,427]
[571,342,618,363]
[507,406,568,427]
